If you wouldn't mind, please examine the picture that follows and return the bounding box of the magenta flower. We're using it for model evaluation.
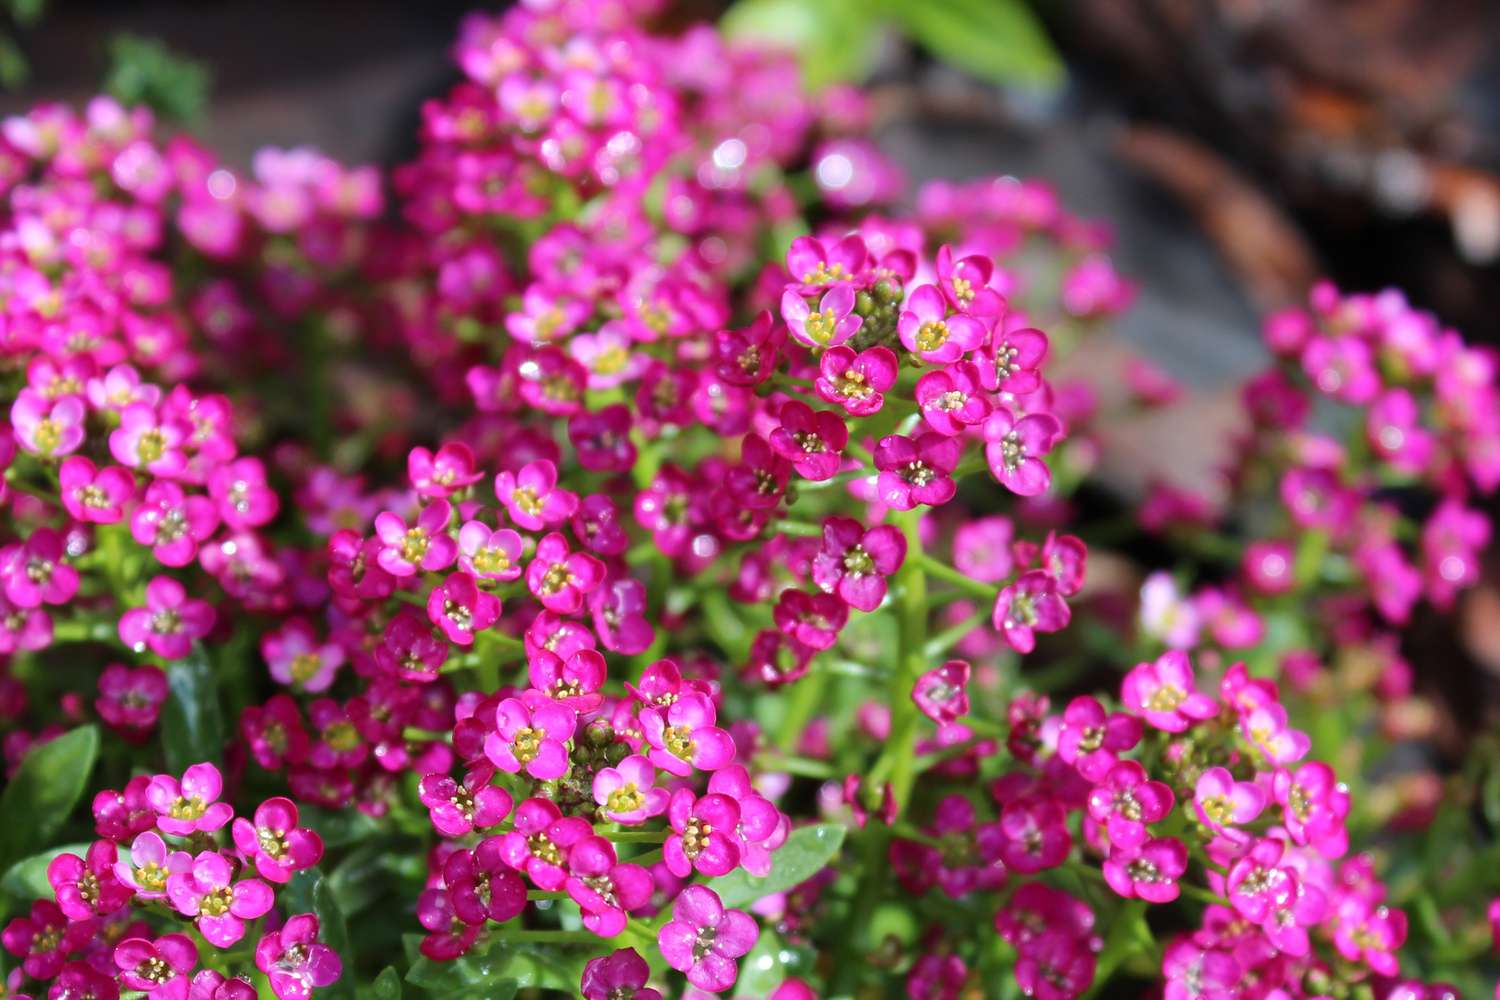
[115,934,198,1000]
[528,647,607,711]
[47,840,132,919]
[3,899,91,980]
[415,887,478,961]
[983,407,1062,497]
[810,516,905,612]
[1086,760,1174,850]
[982,325,1049,395]
[916,362,992,437]
[114,830,190,899]
[230,797,324,883]
[899,284,985,364]
[935,245,1004,316]
[374,609,448,683]
[1239,702,1310,765]
[590,578,655,655]
[781,284,862,350]
[771,589,848,652]
[484,697,576,780]
[262,619,344,693]
[1302,334,1380,403]
[993,795,1071,873]
[1161,940,1241,1000]
[786,233,867,289]
[1272,761,1350,856]
[418,770,513,838]
[1,529,78,609]
[497,798,593,891]
[59,456,135,523]
[189,970,258,1000]
[953,516,1014,583]
[815,345,898,416]
[109,403,189,477]
[525,531,605,614]
[443,840,527,926]
[1103,837,1187,903]
[581,948,662,1000]
[706,764,786,876]
[658,885,759,992]
[912,659,970,724]
[1121,651,1219,733]
[165,851,274,947]
[1225,838,1296,923]
[207,457,279,530]
[373,499,456,577]
[640,692,736,777]
[1013,933,1097,1000]
[564,836,653,937]
[1191,766,1266,838]
[457,521,523,581]
[992,570,1070,654]
[12,388,85,456]
[994,883,1095,949]
[254,914,343,1000]
[1332,896,1407,976]
[408,442,483,498]
[593,754,669,825]
[569,406,639,473]
[874,432,962,510]
[119,576,216,660]
[768,401,848,481]
[427,572,501,645]
[664,789,742,878]
[1055,695,1141,782]
[908,952,968,1000]
[146,763,233,836]
[496,459,577,531]
[131,480,220,567]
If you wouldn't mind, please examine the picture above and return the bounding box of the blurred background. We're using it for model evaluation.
[8,0,1500,733]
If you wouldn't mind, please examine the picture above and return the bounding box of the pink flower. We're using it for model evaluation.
[592,754,669,825]
[230,797,324,883]
[899,284,985,363]
[664,789,742,878]
[1161,940,1240,1000]
[3,899,92,980]
[408,442,483,498]
[908,952,967,1000]
[714,311,785,387]
[1332,895,1406,975]
[993,570,1070,654]
[115,934,198,1000]
[640,692,736,777]
[581,948,662,1000]
[254,914,342,1000]
[912,660,970,724]
[1121,651,1218,733]
[427,571,501,645]
[993,795,1071,873]
[457,522,524,581]
[874,432,961,510]
[114,830,190,898]
[262,619,343,693]
[657,885,759,992]
[1087,760,1174,849]
[953,516,1014,583]
[935,245,1003,317]
[59,456,135,523]
[1054,695,1141,781]
[1013,932,1097,1000]
[1191,767,1266,838]
[983,407,1062,496]
[1103,837,1187,903]
[982,324,1049,395]
[496,459,577,530]
[564,836,653,937]
[146,763,233,836]
[786,233,867,289]
[189,970,258,1000]
[47,841,131,919]
[497,798,593,891]
[1225,838,1296,923]
[485,697,576,780]
[418,770,513,838]
[815,345,897,416]
[96,664,167,739]
[373,500,456,577]
[810,516,906,612]
[131,480,219,567]
[916,362,992,437]
[1239,702,1310,765]
[109,403,189,477]
[768,401,848,481]
[1272,761,1350,856]
[444,840,527,926]
[772,589,848,651]
[707,765,786,876]
[207,457,279,530]
[525,531,605,614]
[781,284,861,350]
[165,851,274,947]
[119,576,216,660]
[12,389,85,457]
[1,529,79,608]
[528,647,607,710]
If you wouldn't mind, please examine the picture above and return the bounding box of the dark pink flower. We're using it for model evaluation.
[59,456,135,523]
[408,442,483,498]
[146,764,233,836]
[786,233,867,290]
[230,797,324,883]
[109,403,189,477]
[427,572,501,646]
[497,798,593,891]
[810,516,906,612]
[165,851,274,947]
[374,500,456,577]
[4,899,92,980]
[1013,932,1097,1000]
[525,532,605,614]
[592,754,669,825]
[1191,767,1266,839]
[1,529,79,608]
[993,795,1071,873]
[912,660,970,724]
[768,401,848,482]
[935,245,1004,317]
[569,405,639,473]
[664,789,741,878]
[262,619,343,693]
[590,578,655,655]
[983,407,1061,497]
[580,948,661,1000]
[254,914,342,1000]
[815,345,898,416]
[96,664,167,740]
[12,389,85,457]
[1055,695,1141,781]
[707,765,786,877]
[772,589,848,651]
[781,284,861,350]
[485,697,576,780]
[657,885,758,992]
[1272,761,1350,856]
[564,836,653,937]
[992,570,1070,654]
[207,457,280,530]
[47,841,131,920]
[874,433,961,510]
[1225,838,1297,923]
[496,459,577,531]
[899,284,985,364]
[132,480,219,567]
[443,839,526,926]
[916,362,992,437]
[1121,651,1218,733]
[982,324,1049,395]
[714,311,785,387]
[1103,837,1187,903]
[1086,760,1173,850]
[119,576,215,660]
[640,692,736,777]
[114,934,198,1000]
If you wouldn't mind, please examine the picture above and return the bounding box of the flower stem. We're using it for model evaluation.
[914,554,996,601]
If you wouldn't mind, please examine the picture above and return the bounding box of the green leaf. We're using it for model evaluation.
[368,967,401,1000]
[0,33,27,91]
[160,645,224,773]
[721,0,884,89]
[102,33,211,124]
[405,955,517,999]
[713,823,846,909]
[0,725,99,872]
[884,0,1063,88]
[314,879,354,1000]
[7,0,47,27]
[0,841,91,900]
[1081,900,1149,1000]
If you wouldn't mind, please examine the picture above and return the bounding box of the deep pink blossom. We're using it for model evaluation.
[815,345,897,416]
[983,407,1061,496]
[119,576,215,660]
[1054,695,1141,781]
[485,697,576,780]
[810,516,906,611]
[640,692,736,777]
[1087,760,1173,849]
[374,500,456,577]
[230,797,324,883]
[899,284,985,363]
[1121,651,1218,733]
[993,570,1070,654]
[525,531,605,614]
[657,885,758,992]
[875,432,961,510]
[59,456,135,523]
[581,948,661,1000]
[768,401,848,481]
[781,284,861,350]
[1103,837,1187,903]
[254,914,342,1000]
[912,660,970,724]
[146,763,233,836]
[165,851,274,947]
[114,934,198,1000]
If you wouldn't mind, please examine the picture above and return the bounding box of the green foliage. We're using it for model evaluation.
[160,644,225,772]
[103,33,210,123]
[713,822,846,909]
[0,841,91,900]
[0,725,99,874]
[722,0,1062,90]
